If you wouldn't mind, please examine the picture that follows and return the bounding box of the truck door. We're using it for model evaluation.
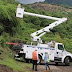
[55,44,64,61]
[25,46,33,59]
[49,48,55,61]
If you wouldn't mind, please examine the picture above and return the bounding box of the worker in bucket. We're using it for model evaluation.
[17,2,23,8]
[44,52,51,72]
[32,49,38,71]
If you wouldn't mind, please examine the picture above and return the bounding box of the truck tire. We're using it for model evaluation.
[22,54,26,62]
[26,59,29,63]
[65,57,70,66]
[37,55,42,64]
[55,62,58,66]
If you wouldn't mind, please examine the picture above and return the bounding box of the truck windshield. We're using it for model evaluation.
[58,44,64,50]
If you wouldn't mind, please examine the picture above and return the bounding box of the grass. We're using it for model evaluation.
[0,47,32,72]
[70,62,72,66]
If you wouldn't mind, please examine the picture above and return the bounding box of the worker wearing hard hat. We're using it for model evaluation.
[17,2,23,8]
[32,49,38,71]
[44,52,51,72]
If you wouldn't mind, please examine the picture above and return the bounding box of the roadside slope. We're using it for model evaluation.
[0,46,32,72]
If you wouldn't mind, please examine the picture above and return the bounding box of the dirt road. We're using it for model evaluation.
[0,63,72,72]
[33,62,72,72]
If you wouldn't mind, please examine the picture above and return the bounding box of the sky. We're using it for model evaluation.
[15,0,45,4]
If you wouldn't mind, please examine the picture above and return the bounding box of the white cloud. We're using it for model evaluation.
[16,0,45,4]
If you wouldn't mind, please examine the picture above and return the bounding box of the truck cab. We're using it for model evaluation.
[54,43,72,65]
[36,42,72,65]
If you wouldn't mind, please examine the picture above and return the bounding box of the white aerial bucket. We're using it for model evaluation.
[16,7,24,18]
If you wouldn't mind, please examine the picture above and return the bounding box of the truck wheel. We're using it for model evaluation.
[26,59,31,63]
[26,59,29,63]
[37,55,42,64]
[22,54,26,62]
[55,62,58,66]
[65,57,70,66]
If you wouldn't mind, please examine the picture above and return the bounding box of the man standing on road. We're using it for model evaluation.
[32,49,38,71]
[44,52,51,72]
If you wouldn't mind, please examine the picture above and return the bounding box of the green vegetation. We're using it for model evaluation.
[0,46,32,72]
[70,62,72,65]
[0,0,72,52]
[0,0,72,70]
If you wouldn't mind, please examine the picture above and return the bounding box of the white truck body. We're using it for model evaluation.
[15,41,72,65]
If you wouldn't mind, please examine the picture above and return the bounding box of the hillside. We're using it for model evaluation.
[0,0,32,72]
[30,3,72,12]
[16,0,45,4]
[0,0,72,71]
[0,0,72,51]
[45,0,72,6]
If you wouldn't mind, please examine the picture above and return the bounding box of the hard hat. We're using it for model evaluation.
[20,2,23,4]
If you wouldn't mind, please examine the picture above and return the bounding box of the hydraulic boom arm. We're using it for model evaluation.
[16,6,67,43]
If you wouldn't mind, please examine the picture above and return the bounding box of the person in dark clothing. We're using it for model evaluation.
[32,60,37,71]
[32,49,38,71]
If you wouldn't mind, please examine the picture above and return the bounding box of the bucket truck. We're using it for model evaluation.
[14,5,72,65]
